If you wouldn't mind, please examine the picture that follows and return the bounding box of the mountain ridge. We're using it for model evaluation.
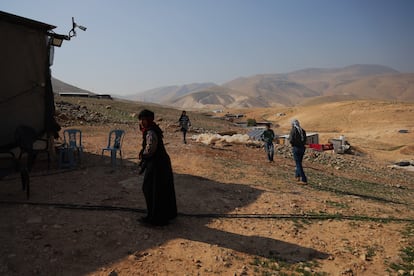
[129,64,410,108]
[51,77,94,95]
[53,64,414,108]
[128,82,217,103]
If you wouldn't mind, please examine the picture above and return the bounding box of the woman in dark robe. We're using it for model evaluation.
[138,109,177,226]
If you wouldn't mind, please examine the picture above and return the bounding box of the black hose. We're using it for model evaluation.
[1,200,413,223]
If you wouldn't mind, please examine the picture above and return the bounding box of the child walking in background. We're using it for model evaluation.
[178,110,191,144]
[261,123,276,162]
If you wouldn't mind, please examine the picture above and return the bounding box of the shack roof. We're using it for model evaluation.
[0,10,56,31]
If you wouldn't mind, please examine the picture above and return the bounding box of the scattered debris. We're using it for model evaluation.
[396,161,411,167]
[278,132,319,145]
[225,113,244,119]
[308,143,334,151]
[388,160,414,172]
[329,135,351,154]
[217,131,238,136]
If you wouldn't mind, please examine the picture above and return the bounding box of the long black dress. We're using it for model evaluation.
[140,123,177,225]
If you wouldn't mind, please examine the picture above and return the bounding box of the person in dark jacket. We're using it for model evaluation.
[260,123,276,162]
[138,109,177,226]
[178,110,191,144]
[288,119,307,184]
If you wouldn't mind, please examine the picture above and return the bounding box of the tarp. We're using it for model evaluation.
[247,128,265,141]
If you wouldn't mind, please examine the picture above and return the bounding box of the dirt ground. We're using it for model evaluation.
[1,112,414,275]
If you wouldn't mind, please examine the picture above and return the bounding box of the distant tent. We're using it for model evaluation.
[0,11,59,149]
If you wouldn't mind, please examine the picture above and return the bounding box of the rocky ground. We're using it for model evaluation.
[1,98,414,275]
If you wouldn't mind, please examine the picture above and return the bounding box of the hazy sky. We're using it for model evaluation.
[2,0,414,95]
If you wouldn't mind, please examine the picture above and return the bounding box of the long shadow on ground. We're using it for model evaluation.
[0,152,328,275]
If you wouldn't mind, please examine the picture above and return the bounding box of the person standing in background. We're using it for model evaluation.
[289,119,307,184]
[178,110,191,144]
[261,123,276,162]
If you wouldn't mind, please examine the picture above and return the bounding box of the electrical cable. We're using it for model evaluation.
[1,200,413,223]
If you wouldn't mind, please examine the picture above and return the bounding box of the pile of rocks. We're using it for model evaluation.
[55,101,109,127]
[275,144,368,172]
[190,131,371,172]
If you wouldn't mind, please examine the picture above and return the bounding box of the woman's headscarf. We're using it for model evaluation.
[138,109,154,120]
[291,119,305,141]
[138,109,163,138]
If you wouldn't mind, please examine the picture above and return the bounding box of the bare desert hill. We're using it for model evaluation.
[222,74,321,106]
[169,85,274,109]
[325,73,414,101]
[128,82,217,103]
[123,64,413,109]
[221,64,408,107]
[51,77,94,95]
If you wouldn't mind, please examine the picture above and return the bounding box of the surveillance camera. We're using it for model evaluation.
[78,26,86,31]
[75,23,87,31]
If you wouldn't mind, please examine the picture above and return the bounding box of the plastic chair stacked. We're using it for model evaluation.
[59,129,83,168]
[101,129,125,167]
